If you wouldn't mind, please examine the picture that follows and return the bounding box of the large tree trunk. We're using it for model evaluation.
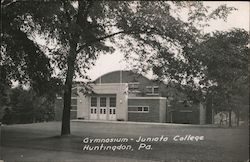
[61,41,77,136]
[60,0,92,135]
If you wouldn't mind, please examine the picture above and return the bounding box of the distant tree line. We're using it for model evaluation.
[1,86,55,124]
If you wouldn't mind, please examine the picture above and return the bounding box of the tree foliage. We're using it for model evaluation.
[2,86,55,124]
[1,0,237,133]
[1,0,63,95]
[147,27,248,124]
[195,29,249,112]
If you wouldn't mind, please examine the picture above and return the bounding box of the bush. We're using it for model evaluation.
[2,87,55,124]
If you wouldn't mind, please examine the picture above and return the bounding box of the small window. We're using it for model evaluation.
[103,109,106,114]
[138,107,143,111]
[128,106,149,113]
[128,83,139,91]
[90,109,93,114]
[146,86,159,95]
[113,109,116,114]
[143,107,149,112]
[91,97,97,107]
[100,97,106,107]
[94,109,97,114]
[146,86,152,93]
[110,109,112,114]
[100,109,103,114]
[109,97,116,107]
[153,87,159,94]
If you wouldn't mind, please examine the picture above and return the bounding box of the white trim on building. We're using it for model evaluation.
[128,97,167,100]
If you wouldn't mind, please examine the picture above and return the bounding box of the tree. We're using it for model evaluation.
[1,1,235,134]
[194,29,249,127]
[143,28,248,127]
[1,0,63,110]
[2,86,55,124]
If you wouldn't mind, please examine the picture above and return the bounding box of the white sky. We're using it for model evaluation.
[86,1,249,81]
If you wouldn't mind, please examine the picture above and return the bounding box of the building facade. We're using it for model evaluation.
[55,70,206,124]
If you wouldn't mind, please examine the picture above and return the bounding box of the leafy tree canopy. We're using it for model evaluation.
[1,0,237,134]
[196,29,249,109]
[149,28,248,105]
[1,1,236,84]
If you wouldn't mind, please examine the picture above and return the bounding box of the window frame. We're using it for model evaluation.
[146,86,159,95]
[128,106,149,113]
[109,97,116,107]
[128,82,140,92]
[100,97,107,107]
[90,97,97,107]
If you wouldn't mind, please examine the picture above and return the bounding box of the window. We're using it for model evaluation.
[91,97,97,107]
[153,87,159,94]
[146,87,152,93]
[146,86,159,95]
[90,108,97,114]
[100,97,106,107]
[143,107,149,112]
[109,109,116,114]
[128,106,149,113]
[109,97,116,107]
[128,82,139,91]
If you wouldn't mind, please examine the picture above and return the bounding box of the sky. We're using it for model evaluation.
[86,1,249,81]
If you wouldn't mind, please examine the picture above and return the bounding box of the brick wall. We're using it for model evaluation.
[94,71,164,97]
[128,99,160,122]
[54,98,77,120]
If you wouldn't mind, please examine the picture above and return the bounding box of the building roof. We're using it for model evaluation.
[93,70,153,84]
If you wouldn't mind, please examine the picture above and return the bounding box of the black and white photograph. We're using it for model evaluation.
[0,1,249,162]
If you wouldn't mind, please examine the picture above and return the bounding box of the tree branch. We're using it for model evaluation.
[76,27,156,54]
[76,30,130,53]
[2,0,18,8]
[61,0,72,24]
[76,0,93,27]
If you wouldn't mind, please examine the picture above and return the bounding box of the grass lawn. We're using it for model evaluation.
[0,121,249,162]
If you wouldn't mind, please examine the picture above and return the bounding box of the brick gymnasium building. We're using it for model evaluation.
[55,70,207,124]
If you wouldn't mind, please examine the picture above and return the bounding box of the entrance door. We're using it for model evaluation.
[90,97,98,120]
[99,97,107,120]
[108,97,116,120]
